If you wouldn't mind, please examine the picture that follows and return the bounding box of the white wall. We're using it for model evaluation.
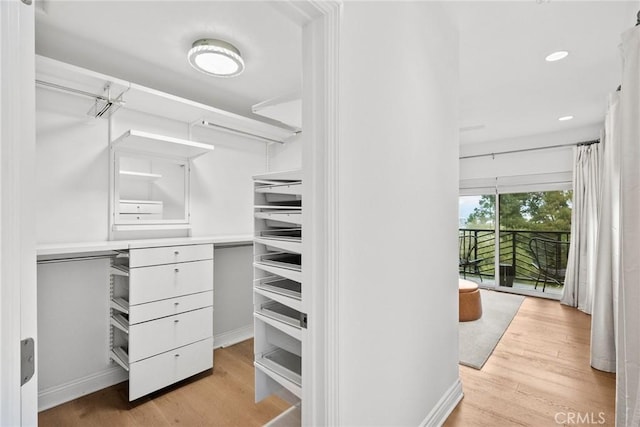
[268,133,302,171]
[337,2,460,425]
[459,124,601,187]
[35,85,264,408]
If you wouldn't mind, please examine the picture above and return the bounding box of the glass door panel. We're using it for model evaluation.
[459,195,496,285]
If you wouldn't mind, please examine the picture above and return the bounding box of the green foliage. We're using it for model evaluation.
[465,191,572,231]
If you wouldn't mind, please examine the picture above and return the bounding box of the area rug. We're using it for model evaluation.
[459,289,525,369]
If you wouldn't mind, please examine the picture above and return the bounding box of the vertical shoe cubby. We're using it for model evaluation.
[253,169,305,411]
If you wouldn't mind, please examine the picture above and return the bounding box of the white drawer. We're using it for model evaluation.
[129,291,213,325]
[129,259,213,305]
[119,213,162,221]
[130,244,213,267]
[129,306,213,362]
[129,337,213,401]
[120,201,163,214]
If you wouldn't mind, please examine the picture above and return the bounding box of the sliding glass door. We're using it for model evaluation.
[459,190,572,297]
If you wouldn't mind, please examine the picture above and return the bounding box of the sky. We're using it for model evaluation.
[458,195,482,223]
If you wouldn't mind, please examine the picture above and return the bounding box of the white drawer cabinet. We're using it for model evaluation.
[129,260,213,305]
[129,306,213,362]
[129,337,213,401]
[129,244,213,267]
[109,243,214,401]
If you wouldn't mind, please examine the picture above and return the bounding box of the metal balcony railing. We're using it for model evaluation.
[459,228,571,288]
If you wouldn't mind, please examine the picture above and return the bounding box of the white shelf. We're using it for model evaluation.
[112,129,214,159]
[119,170,162,180]
[255,211,302,226]
[110,264,129,277]
[253,169,302,182]
[110,297,129,314]
[110,347,130,372]
[254,237,302,255]
[110,313,129,334]
[256,348,302,388]
[36,55,297,144]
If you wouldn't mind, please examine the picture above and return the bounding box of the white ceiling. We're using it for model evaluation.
[35,1,640,145]
[447,0,639,145]
[35,1,302,123]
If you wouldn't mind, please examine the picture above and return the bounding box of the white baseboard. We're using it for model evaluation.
[420,377,464,427]
[213,324,254,349]
[38,366,128,412]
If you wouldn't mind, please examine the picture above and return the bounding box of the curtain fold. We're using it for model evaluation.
[618,24,640,427]
[590,93,620,374]
[561,144,600,313]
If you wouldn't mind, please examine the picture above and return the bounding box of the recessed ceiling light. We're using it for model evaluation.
[187,39,244,77]
[558,115,574,121]
[545,51,569,62]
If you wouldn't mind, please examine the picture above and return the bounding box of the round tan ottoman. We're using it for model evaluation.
[459,279,482,322]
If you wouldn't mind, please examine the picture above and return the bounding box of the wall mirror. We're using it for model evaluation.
[113,152,189,227]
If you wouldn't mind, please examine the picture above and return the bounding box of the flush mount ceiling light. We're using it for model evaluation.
[187,39,244,77]
[545,50,569,62]
[558,115,574,121]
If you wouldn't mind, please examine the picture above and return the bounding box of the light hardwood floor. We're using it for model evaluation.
[40,296,615,426]
[445,294,616,426]
[38,339,290,426]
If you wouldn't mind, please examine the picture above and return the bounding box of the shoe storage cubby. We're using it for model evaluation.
[253,169,305,415]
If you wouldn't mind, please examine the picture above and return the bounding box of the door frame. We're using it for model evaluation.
[0,0,37,424]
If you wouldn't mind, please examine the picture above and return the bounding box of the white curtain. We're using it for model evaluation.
[561,144,600,313]
[590,93,620,374]
[618,24,640,427]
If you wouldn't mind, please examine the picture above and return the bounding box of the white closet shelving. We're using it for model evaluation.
[253,169,305,421]
[109,243,214,401]
[111,129,214,159]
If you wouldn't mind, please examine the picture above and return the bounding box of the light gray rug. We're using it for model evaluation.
[459,289,525,369]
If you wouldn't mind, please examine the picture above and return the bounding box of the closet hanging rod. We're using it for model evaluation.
[198,120,299,145]
[35,79,123,103]
[459,139,599,160]
[37,254,117,264]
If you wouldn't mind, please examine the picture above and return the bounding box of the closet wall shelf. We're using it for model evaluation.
[119,170,163,180]
[112,129,214,159]
[36,55,297,143]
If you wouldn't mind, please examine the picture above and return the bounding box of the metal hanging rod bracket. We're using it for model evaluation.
[35,78,129,119]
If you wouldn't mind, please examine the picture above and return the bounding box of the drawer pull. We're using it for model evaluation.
[174,319,180,323]
[174,268,180,273]
[174,302,180,306]
[174,251,179,255]
[175,354,180,357]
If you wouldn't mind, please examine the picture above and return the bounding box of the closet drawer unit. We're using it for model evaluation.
[119,213,162,221]
[129,306,213,362]
[119,201,163,214]
[129,244,213,267]
[129,291,213,325]
[129,337,213,401]
[129,259,213,305]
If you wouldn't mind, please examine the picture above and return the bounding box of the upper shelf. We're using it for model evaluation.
[35,55,298,144]
[112,130,215,159]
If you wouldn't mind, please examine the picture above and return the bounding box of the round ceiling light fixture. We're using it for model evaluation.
[545,50,569,62]
[187,39,244,77]
[558,115,574,121]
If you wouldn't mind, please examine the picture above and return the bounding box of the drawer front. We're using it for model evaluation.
[119,213,162,221]
[129,259,213,305]
[120,202,163,214]
[129,291,213,325]
[130,244,213,267]
[129,306,213,362]
[129,337,213,401]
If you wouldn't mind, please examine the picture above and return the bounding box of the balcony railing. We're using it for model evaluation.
[459,228,571,289]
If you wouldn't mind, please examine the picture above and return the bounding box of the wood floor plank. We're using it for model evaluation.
[445,296,616,426]
[40,296,616,426]
[39,341,290,427]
